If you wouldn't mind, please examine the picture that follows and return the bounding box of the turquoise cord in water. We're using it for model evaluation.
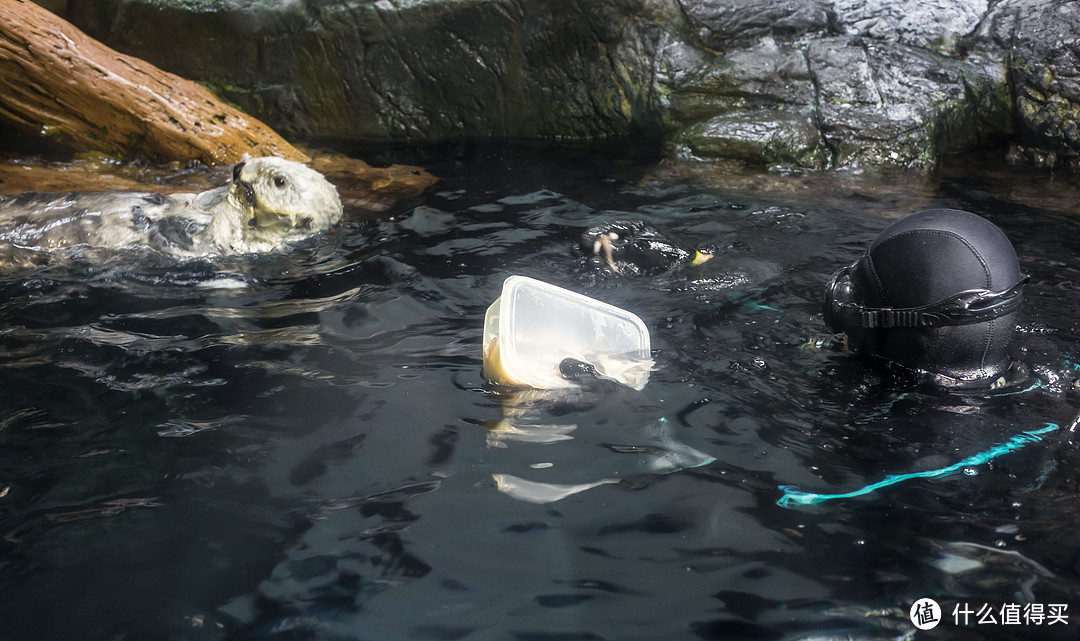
[777,423,1059,508]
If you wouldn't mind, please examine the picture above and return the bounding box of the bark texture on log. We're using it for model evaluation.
[0,0,308,165]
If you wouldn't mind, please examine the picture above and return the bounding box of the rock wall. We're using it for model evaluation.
[668,0,1009,169]
[39,0,1080,170]
[980,0,1080,168]
[59,0,677,143]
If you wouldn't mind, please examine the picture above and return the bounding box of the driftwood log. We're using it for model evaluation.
[0,2,438,204]
[0,0,308,165]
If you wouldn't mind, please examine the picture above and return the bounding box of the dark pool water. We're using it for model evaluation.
[0,143,1078,641]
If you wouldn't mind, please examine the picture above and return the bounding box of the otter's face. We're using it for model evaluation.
[579,219,710,276]
[228,157,343,238]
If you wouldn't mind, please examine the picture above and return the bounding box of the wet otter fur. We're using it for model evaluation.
[0,157,342,263]
[578,219,712,276]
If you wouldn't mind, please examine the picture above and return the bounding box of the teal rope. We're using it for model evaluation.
[777,423,1059,508]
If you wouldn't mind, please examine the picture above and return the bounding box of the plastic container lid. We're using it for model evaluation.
[482,275,652,390]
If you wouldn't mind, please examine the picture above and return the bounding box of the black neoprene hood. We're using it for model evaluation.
[826,209,1026,384]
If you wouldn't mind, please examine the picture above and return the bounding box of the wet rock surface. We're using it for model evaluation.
[40,0,1080,170]
[58,0,674,143]
[980,0,1080,169]
[831,0,987,52]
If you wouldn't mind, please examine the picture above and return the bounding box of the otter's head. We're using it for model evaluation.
[227,157,343,242]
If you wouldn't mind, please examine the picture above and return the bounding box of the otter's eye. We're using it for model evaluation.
[273,175,287,188]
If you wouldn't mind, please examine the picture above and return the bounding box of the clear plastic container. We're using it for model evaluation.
[482,275,652,390]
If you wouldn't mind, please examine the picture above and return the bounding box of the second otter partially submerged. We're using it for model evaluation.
[0,157,343,261]
[578,219,712,276]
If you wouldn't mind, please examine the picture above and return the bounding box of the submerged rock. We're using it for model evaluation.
[35,0,1080,170]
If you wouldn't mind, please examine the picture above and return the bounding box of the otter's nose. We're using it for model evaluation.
[231,162,257,208]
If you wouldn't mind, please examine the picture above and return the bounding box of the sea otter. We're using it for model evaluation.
[0,157,343,261]
[578,219,712,276]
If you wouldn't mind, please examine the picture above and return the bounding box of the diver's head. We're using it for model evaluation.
[823,209,1027,385]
